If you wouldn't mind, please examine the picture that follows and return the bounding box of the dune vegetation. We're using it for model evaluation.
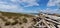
[0,11,36,28]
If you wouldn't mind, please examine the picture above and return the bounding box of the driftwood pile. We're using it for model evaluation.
[33,13,60,28]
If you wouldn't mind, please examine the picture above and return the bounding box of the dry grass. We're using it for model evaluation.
[0,11,35,28]
[0,11,34,17]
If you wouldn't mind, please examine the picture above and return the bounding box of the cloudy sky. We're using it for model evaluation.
[0,0,60,13]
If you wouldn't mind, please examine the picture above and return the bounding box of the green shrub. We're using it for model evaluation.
[0,26,1,28]
[11,20,18,25]
[19,22,22,25]
[5,22,11,26]
[0,17,7,21]
[28,26,32,28]
[21,26,24,28]
[23,18,27,23]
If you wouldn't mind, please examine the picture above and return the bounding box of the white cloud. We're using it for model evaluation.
[47,0,60,7]
[0,1,24,12]
[10,0,39,7]
[40,8,60,14]
[23,10,38,13]
[43,8,57,13]
[0,0,39,13]
[46,0,60,14]
[0,4,17,9]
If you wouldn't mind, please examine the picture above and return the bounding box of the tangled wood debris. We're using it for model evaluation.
[33,13,60,28]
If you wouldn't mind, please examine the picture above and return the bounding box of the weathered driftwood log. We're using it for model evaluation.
[45,18,60,25]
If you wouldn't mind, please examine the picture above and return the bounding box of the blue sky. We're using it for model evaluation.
[0,0,60,13]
